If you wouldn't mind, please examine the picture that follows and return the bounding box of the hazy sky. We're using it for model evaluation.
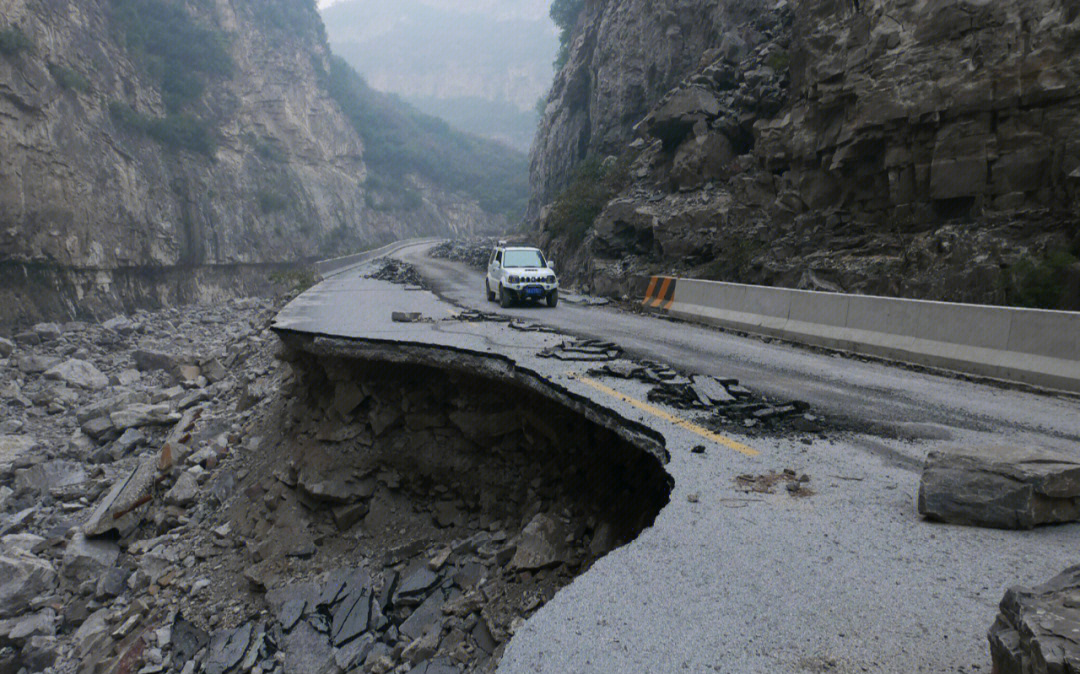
[318,0,552,21]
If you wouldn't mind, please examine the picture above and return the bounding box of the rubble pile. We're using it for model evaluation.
[450,311,510,324]
[0,300,673,674]
[428,240,500,272]
[538,340,621,362]
[0,299,283,673]
[449,311,555,335]
[589,361,817,432]
[215,350,671,673]
[368,260,427,289]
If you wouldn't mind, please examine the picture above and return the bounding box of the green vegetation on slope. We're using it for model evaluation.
[1000,248,1080,309]
[252,0,326,44]
[546,152,636,245]
[327,56,529,219]
[48,63,92,92]
[106,0,233,154]
[0,25,34,56]
[108,102,216,155]
[110,0,232,113]
[550,0,584,69]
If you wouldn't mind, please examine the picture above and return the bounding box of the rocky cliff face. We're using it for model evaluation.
[0,0,504,329]
[531,0,1080,309]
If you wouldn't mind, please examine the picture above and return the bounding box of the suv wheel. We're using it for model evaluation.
[499,284,513,308]
[546,290,559,308]
[486,280,496,302]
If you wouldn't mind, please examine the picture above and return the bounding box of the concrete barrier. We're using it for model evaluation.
[316,238,443,278]
[662,278,1080,393]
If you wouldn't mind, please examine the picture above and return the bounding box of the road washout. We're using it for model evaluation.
[197,334,673,672]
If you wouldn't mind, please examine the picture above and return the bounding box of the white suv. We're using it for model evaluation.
[485,244,559,308]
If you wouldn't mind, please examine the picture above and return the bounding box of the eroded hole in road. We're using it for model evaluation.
[197,349,671,673]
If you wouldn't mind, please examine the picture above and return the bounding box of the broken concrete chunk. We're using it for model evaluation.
[333,381,366,417]
[392,312,424,323]
[918,445,1080,529]
[690,375,736,404]
[989,565,1080,674]
[76,391,150,425]
[281,619,336,674]
[83,455,157,537]
[81,416,116,442]
[133,349,181,375]
[201,358,228,383]
[336,633,375,671]
[448,411,519,443]
[298,465,370,505]
[172,615,209,667]
[398,589,447,641]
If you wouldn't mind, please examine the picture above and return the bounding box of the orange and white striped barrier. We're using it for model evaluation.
[642,276,677,310]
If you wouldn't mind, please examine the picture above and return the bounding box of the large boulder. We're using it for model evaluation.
[645,86,722,149]
[918,446,1080,529]
[14,461,87,496]
[0,547,57,618]
[989,565,1080,673]
[43,359,108,391]
[670,130,735,191]
[509,513,569,571]
[62,533,120,584]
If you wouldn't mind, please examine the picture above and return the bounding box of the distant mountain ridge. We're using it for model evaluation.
[321,0,557,151]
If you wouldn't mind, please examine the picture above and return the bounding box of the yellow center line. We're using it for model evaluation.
[572,375,760,457]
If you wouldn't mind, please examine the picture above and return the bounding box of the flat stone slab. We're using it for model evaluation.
[918,445,1080,529]
[989,565,1080,673]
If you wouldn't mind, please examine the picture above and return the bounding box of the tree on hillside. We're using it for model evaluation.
[550,0,584,69]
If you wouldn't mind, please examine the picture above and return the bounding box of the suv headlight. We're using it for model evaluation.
[508,275,520,284]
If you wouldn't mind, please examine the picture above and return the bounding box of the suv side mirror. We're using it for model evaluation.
[547,260,556,270]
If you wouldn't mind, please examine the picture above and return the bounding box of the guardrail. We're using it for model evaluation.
[644,276,1080,393]
[315,238,443,278]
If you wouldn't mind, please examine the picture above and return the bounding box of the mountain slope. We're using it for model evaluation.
[322,0,556,151]
[530,0,1080,309]
[0,0,523,328]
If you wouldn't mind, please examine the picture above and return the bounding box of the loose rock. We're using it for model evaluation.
[918,446,1080,529]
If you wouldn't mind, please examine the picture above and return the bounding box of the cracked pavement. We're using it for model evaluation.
[272,241,1080,674]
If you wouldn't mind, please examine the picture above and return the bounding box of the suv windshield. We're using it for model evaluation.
[503,249,546,268]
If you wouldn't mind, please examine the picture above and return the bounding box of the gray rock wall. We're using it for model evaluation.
[529,0,1080,305]
[0,0,503,328]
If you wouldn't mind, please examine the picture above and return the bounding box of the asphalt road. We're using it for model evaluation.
[395,242,1080,459]
[278,244,1080,674]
